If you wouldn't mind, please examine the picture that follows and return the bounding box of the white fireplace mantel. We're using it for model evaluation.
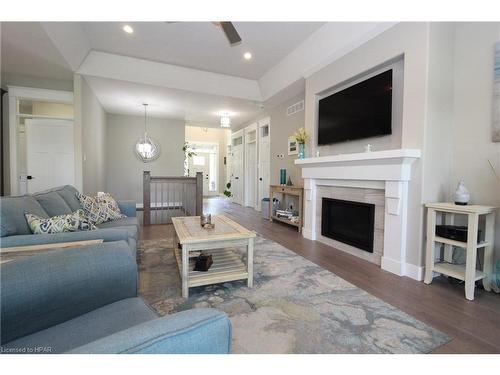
[295,148,421,279]
[295,149,421,181]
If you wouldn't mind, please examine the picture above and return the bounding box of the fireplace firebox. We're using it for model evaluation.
[321,198,375,253]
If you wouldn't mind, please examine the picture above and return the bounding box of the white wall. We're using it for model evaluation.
[420,26,455,194]
[81,77,107,195]
[451,23,500,261]
[106,113,185,203]
[304,22,500,270]
[305,23,430,269]
[185,126,230,193]
[233,93,306,186]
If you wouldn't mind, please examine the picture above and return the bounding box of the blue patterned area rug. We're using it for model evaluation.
[138,236,450,354]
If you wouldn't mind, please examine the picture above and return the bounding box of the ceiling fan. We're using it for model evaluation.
[213,22,242,46]
[166,21,242,46]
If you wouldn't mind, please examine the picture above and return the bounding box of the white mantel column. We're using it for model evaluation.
[302,178,317,240]
[380,181,409,276]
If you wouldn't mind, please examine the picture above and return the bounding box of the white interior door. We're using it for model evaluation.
[230,134,244,205]
[243,124,258,209]
[257,119,271,211]
[244,141,257,208]
[188,153,210,194]
[26,119,75,194]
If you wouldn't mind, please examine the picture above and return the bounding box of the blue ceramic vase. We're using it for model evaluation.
[298,143,305,159]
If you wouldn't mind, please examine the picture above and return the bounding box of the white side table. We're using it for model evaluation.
[424,202,497,301]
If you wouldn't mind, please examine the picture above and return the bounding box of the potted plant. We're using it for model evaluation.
[293,127,309,159]
[223,182,232,198]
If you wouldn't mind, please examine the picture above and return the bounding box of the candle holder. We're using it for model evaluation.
[200,213,215,229]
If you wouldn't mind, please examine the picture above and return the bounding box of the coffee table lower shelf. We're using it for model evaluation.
[174,247,248,289]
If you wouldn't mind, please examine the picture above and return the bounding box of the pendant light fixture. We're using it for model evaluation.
[134,103,161,163]
[220,113,231,128]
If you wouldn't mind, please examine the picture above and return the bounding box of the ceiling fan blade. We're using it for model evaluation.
[219,22,242,46]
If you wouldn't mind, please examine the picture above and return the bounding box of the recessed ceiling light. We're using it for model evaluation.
[243,52,252,60]
[123,25,134,34]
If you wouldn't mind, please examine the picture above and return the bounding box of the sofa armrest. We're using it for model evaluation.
[0,228,131,249]
[1,241,137,344]
[118,201,137,218]
[69,308,232,354]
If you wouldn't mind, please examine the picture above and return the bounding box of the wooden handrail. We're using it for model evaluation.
[150,176,198,181]
[195,171,203,216]
[143,171,151,226]
[143,171,203,226]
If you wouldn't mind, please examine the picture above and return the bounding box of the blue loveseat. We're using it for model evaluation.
[0,242,232,353]
[0,185,138,257]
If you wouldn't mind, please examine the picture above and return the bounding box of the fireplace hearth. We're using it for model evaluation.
[321,198,375,253]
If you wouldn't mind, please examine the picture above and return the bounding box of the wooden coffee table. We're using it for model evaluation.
[172,215,256,298]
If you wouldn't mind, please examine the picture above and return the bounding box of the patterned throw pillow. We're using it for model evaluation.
[25,209,97,234]
[77,192,126,225]
[75,209,98,231]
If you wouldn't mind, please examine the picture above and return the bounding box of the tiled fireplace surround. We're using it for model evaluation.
[316,186,385,265]
[295,149,421,278]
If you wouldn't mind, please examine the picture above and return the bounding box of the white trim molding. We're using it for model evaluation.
[6,86,76,194]
[295,148,421,279]
[78,51,262,101]
[7,85,74,103]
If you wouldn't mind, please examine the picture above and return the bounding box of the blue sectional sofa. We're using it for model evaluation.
[0,185,138,257]
[0,242,232,353]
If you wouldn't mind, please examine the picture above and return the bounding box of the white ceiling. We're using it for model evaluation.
[84,75,265,128]
[1,22,73,81]
[79,22,324,80]
[1,21,396,126]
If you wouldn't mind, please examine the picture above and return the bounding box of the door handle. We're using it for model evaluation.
[27,175,34,180]
[235,177,239,180]
[259,177,263,181]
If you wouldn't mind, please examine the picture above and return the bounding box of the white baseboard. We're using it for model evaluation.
[381,256,404,276]
[381,257,426,281]
[302,227,315,240]
[405,263,425,281]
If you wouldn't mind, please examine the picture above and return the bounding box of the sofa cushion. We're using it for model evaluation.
[0,228,134,249]
[0,196,48,236]
[97,217,139,230]
[25,209,96,234]
[31,185,82,212]
[33,191,72,217]
[97,223,138,241]
[0,241,137,344]
[69,308,232,354]
[2,298,157,353]
[1,212,16,237]
[56,185,82,212]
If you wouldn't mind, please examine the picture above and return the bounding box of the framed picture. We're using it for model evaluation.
[288,137,298,155]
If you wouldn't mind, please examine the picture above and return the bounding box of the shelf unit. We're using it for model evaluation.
[174,247,248,288]
[424,202,496,301]
[433,262,486,282]
[269,185,303,233]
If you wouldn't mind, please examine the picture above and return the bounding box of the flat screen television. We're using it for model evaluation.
[317,69,393,145]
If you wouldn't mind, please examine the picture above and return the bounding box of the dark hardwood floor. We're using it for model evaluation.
[140,197,500,354]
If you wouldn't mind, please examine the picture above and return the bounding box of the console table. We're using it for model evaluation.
[424,202,496,300]
[269,185,303,233]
